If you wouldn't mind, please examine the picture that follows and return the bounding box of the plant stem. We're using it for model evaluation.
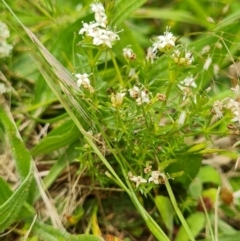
[165,180,196,241]
[110,49,124,86]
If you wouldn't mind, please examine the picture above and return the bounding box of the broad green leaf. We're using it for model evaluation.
[175,212,205,241]
[31,119,80,157]
[0,169,33,232]
[0,106,31,181]
[188,178,202,199]
[0,105,33,232]
[111,0,147,27]
[166,154,202,187]
[155,196,174,232]
[197,166,221,185]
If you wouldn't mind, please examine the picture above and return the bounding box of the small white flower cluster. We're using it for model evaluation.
[129,85,150,105]
[75,73,94,93]
[212,96,240,125]
[178,75,197,100]
[146,27,195,68]
[110,85,151,109]
[152,27,176,53]
[172,48,194,66]
[79,1,120,48]
[0,22,13,58]
[128,168,168,188]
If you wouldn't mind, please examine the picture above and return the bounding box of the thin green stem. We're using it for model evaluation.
[110,49,124,86]
[199,196,215,241]
[93,49,103,65]
[165,180,196,241]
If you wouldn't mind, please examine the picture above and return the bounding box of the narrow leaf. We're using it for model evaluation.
[31,119,80,156]
[111,0,147,27]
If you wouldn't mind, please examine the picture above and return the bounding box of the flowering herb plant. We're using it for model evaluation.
[1,0,240,240]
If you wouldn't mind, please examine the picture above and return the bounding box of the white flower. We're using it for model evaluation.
[75,73,91,88]
[146,47,156,63]
[111,92,125,108]
[231,110,240,125]
[0,22,10,41]
[0,41,13,58]
[94,12,107,28]
[90,2,105,14]
[136,91,150,105]
[231,85,240,95]
[152,27,176,52]
[88,28,112,48]
[130,175,147,188]
[203,56,212,70]
[129,86,150,105]
[129,86,140,98]
[213,100,223,119]
[123,47,136,60]
[179,76,197,89]
[185,51,194,65]
[148,171,165,185]
[0,83,7,94]
[105,29,120,43]
[79,21,99,35]
[225,98,240,111]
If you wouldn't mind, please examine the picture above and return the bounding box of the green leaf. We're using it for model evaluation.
[32,221,104,241]
[155,196,174,232]
[132,8,201,25]
[0,106,31,181]
[188,178,202,199]
[197,166,221,185]
[0,170,33,232]
[175,212,205,241]
[166,154,202,187]
[202,188,218,204]
[111,0,147,27]
[187,142,207,153]
[31,119,80,157]
[0,105,33,232]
